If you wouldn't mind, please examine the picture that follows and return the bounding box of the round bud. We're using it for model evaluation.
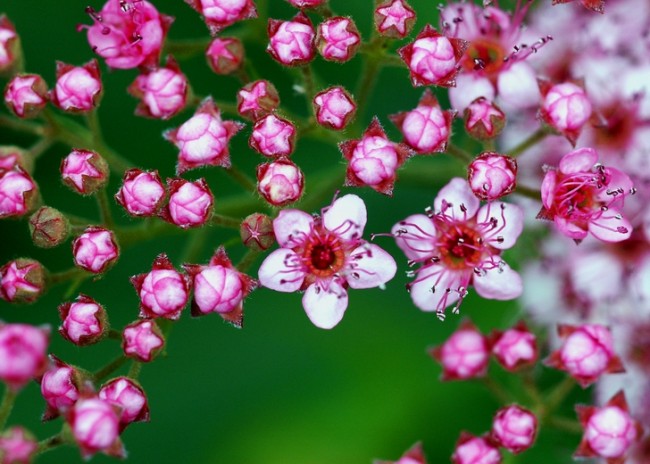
[29,206,70,248]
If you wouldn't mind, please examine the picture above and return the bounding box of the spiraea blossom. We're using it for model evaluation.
[39,355,83,421]
[256,158,304,207]
[4,74,48,119]
[237,80,280,121]
[249,113,296,158]
[67,396,124,459]
[451,433,501,464]
[374,0,416,39]
[375,442,427,464]
[0,15,19,74]
[185,0,257,35]
[429,320,490,380]
[0,166,39,219]
[58,294,108,346]
[464,97,505,140]
[0,427,37,464]
[393,178,523,319]
[99,377,149,430]
[206,37,244,75]
[60,149,109,195]
[29,206,70,248]
[467,152,517,201]
[258,194,397,329]
[267,12,316,66]
[115,169,166,217]
[0,258,45,304]
[316,17,361,63]
[160,177,214,228]
[122,319,165,363]
[128,57,188,120]
[51,60,102,113]
[72,227,119,274]
[490,405,538,454]
[539,80,593,145]
[313,86,356,131]
[0,323,49,390]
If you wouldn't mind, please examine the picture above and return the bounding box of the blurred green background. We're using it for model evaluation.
[0,1,585,462]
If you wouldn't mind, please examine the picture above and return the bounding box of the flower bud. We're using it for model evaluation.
[29,206,70,248]
[0,323,49,390]
[378,441,427,464]
[68,397,124,460]
[161,178,214,228]
[490,322,537,371]
[313,86,356,131]
[206,37,244,75]
[237,80,280,121]
[51,59,102,113]
[540,80,592,145]
[464,97,505,140]
[468,152,517,201]
[115,169,165,217]
[451,433,501,464]
[122,319,165,362]
[286,0,325,7]
[250,114,296,158]
[240,213,275,251]
[0,167,39,218]
[0,16,21,75]
[375,0,416,39]
[72,227,119,274]
[4,74,48,119]
[186,0,257,35]
[39,355,85,420]
[267,12,316,66]
[491,405,538,454]
[257,159,304,207]
[0,146,32,172]
[0,427,37,464]
[0,258,45,304]
[60,149,109,195]
[99,377,149,430]
[429,320,489,380]
[128,56,188,120]
[316,17,360,63]
[58,294,108,346]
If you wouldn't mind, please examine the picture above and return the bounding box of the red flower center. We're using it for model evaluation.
[463,38,505,75]
[437,224,484,269]
[302,231,345,278]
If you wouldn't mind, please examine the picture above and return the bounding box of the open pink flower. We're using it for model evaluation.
[258,194,397,329]
[393,177,524,319]
[186,0,257,35]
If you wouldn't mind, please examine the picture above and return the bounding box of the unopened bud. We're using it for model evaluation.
[29,206,70,248]
[0,258,46,304]
[240,213,275,251]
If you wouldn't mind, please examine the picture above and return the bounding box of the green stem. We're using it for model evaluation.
[163,37,212,60]
[95,188,115,229]
[0,113,45,136]
[236,248,261,273]
[28,137,54,160]
[108,329,122,341]
[355,37,388,124]
[226,165,258,194]
[522,370,544,411]
[445,144,473,163]
[211,213,242,229]
[0,387,17,430]
[93,355,128,383]
[300,65,317,115]
[37,431,65,454]
[514,184,541,201]
[47,267,89,286]
[180,227,210,264]
[480,376,511,405]
[542,376,576,418]
[547,416,583,434]
[127,361,142,380]
[507,127,551,157]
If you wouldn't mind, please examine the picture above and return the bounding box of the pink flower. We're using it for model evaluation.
[0,16,19,73]
[545,324,625,388]
[68,397,124,460]
[60,149,109,195]
[257,159,304,207]
[99,377,149,430]
[122,320,165,362]
[390,89,453,154]
[286,0,325,8]
[0,259,45,304]
[464,97,505,140]
[39,355,83,421]
[393,177,524,318]
[258,194,397,329]
[186,0,257,35]
[128,57,188,120]
[539,147,634,243]
[540,80,593,146]
[267,12,316,66]
[0,146,30,172]
[131,253,191,320]
[552,0,604,14]
[237,80,280,121]
[160,178,214,228]
[374,0,416,39]
[165,97,244,174]
[451,433,501,464]
[313,86,356,130]
[490,405,538,454]
[490,322,537,371]
[85,0,172,70]
[429,320,489,380]
[240,213,276,251]
[250,114,296,158]
[377,442,427,464]
[4,74,48,119]
[58,294,108,346]
[29,206,70,249]
[467,152,517,201]
[0,323,49,391]
[316,17,360,62]
[72,227,119,274]
[51,60,102,113]
[115,169,166,217]
[206,37,244,75]
[0,167,39,219]
[0,427,37,464]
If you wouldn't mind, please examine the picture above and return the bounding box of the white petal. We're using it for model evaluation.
[434,177,480,220]
[346,244,397,289]
[409,265,464,312]
[392,214,437,261]
[473,263,522,300]
[448,73,495,112]
[497,62,540,111]
[476,202,524,249]
[323,194,367,240]
[258,249,305,292]
[589,212,632,242]
[302,281,348,329]
[571,250,623,303]
[273,209,314,248]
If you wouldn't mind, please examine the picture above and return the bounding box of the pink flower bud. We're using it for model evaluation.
[267,12,316,66]
[4,74,48,119]
[464,97,505,140]
[0,16,20,75]
[165,97,244,174]
[99,377,149,429]
[58,294,108,346]
[240,213,275,251]
[85,0,172,70]
[0,323,49,390]
[0,427,37,464]
[0,146,32,172]
[0,258,45,304]
[316,17,360,62]
[128,57,188,120]
[68,397,124,460]
[398,25,467,87]
[131,253,191,320]
[313,86,356,130]
[0,167,39,218]
[490,322,537,371]
[72,227,119,274]
[161,178,214,228]
[29,206,70,249]
[237,80,280,121]
[451,433,501,464]
[468,152,517,201]
[429,321,489,380]
[115,169,166,217]
[545,324,625,388]
[375,0,416,38]
[60,149,109,195]
[206,37,244,75]
[249,114,296,158]
[39,355,84,420]
[540,80,592,146]
[186,0,257,35]
[256,159,304,207]
[122,319,165,362]
[390,89,453,154]
[340,117,411,196]
[491,405,538,454]
[286,0,325,8]
[377,442,427,464]
[51,60,102,113]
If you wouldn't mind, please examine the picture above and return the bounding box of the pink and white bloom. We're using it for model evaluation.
[68,397,124,460]
[316,17,361,63]
[128,57,188,120]
[374,0,416,39]
[540,80,593,146]
[237,80,280,121]
[115,169,166,217]
[250,114,296,158]
[58,294,108,346]
[468,152,517,201]
[122,320,165,362]
[429,320,489,380]
[491,322,538,371]
[51,60,102,113]
[393,178,524,318]
[0,323,49,391]
[206,37,244,75]
[4,74,48,119]
[186,0,257,35]
[85,0,172,70]
[258,194,397,329]
[286,0,325,8]
[40,355,83,420]
[267,13,316,66]
[0,167,39,218]
[131,253,191,320]
[99,377,149,429]
[240,213,275,251]
[451,433,501,464]
[313,86,356,131]
[257,159,304,207]
[60,149,109,195]
[490,405,538,454]
[0,427,37,464]
[539,147,634,243]
[464,97,505,140]
[165,97,244,174]
[0,16,19,74]
[160,178,214,228]
[0,259,45,304]
[389,89,453,154]
[29,206,70,249]
[0,146,30,172]
[340,117,411,196]
[376,442,427,464]
[72,227,119,274]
